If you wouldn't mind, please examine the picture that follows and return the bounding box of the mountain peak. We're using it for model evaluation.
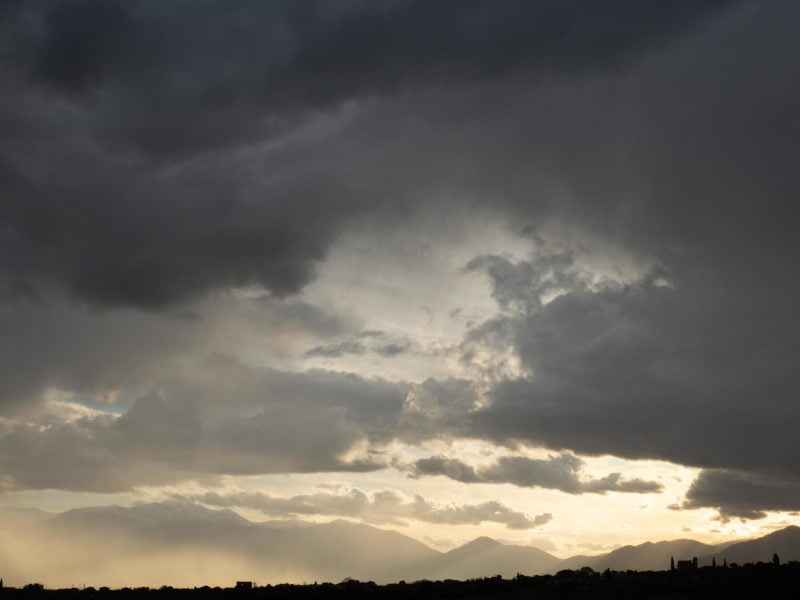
[456,536,502,552]
[54,500,252,529]
[768,525,800,536]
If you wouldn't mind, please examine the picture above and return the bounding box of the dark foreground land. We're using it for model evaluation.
[5,562,800,600]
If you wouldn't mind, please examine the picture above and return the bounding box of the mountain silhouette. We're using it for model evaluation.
[24,501,439,585]
[451,536,503,553]
[51,500,251,533]
[2,501,800,587]
[559,539,723,571]
[0,506,53,532]
[705,525,800,566]
[431,536,559,579]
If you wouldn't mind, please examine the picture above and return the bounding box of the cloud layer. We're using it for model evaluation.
[189,487,552,530]
[0,359,408,491]
[409,453,662,494]
[0,0,734,309]
[1,0,800,525]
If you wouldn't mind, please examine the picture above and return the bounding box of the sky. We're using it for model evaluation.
[2,0,800,561]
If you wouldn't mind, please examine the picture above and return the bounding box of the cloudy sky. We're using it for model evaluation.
[2,0,800,558]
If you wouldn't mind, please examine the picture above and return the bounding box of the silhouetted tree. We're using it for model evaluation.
[23,583,43,591]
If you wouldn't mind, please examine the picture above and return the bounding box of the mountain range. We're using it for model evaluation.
[0,501,798,587]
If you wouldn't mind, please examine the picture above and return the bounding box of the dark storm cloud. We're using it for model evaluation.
[22,0,731,156]
[0,0,734,310]
[444,2,800,517]
[0,148,338,308]
[183,488,551,530]
[467,264,800,476]
[682,470,800,521]
[408,453,662,494]
[1,0,799,521]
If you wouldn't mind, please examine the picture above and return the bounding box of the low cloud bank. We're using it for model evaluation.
[184,488,552,530]
[408,453,662,494]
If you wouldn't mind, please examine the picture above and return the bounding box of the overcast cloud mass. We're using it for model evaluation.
[2,0,800,575]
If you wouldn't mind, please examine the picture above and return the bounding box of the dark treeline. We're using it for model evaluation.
[5,561,800,599]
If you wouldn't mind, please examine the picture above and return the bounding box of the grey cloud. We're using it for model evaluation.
[0,295,351,412]
[0,358,410,491]
[0,1,736,310]
[0,328,485,491]
[21,0,731,156]
[0,301,198,412]
[470,272,800,476]
[395,378,480,444]
[580,472,662,494]
[0,0,798,511]
[409,453,662,494]
[187,487,550,530]
[305,339,368,358]
[252,297,351,339]
[0,150,339,308]
[410,456,482,485]
[410,500,550,531]
[0,409,196,492]
[305,331,413,359]
[465,253,587,313]
[375,342,412,358]
[533,513,554,527]
[682,470,800,521]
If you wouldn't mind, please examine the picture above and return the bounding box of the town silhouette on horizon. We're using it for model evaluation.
[3,512,800,599]
[3,553,800,599]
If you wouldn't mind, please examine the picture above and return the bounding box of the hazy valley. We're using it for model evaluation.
[1,502,799,588]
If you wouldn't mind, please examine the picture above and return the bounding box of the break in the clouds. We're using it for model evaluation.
[180,488,551,531]
[408,453,662,494]
[1,0,800,539]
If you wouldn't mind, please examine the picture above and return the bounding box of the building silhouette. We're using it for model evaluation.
[674,557,698,572]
